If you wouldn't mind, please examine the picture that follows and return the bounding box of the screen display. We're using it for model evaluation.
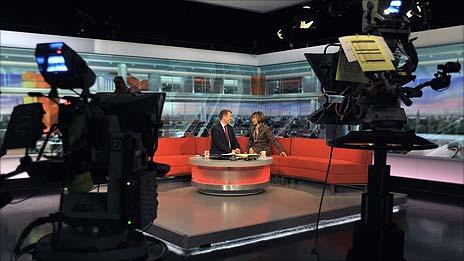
[46,55,68,72]
[385,0,402,14]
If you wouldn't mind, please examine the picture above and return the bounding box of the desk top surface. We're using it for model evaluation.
[189,156,272,167]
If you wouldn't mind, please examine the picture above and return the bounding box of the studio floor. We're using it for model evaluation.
[0,179,462,261]
[147,182,406,254]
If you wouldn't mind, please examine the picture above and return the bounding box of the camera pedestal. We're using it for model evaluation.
[330,130,437,261]
[35,226,148,261]
[346,149,405,261]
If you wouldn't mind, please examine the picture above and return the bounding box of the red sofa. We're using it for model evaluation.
[272,138,372,185]
[154,137,197,176]
[154,136,250,176]
[154,137,372,186]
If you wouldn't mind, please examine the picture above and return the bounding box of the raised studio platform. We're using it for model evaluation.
[146,183,407,256]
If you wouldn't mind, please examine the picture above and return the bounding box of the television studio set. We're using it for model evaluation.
[0,1,463,260]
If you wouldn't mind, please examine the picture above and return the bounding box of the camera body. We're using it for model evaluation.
[3,42,166,228]
[308,0,461,134]
[2,42,169,260]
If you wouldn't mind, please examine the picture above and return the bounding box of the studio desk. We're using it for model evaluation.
[153,137,372,188]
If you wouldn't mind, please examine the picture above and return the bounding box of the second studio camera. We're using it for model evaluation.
[2,42,169,260]
[306,0,461,148]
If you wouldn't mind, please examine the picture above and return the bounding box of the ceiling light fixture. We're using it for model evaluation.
[406,2,423,18]
[299,20,314,29]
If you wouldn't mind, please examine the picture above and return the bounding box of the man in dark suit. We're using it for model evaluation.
[210,109,241,155]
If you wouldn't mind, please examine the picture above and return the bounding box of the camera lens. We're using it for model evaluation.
[438,62,461,73]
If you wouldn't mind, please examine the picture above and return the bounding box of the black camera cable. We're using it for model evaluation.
[11,213,61,261]
[311,42,343,259]
[310,116,339,261]
[138,229,168,261]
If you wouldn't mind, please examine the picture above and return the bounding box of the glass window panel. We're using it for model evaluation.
[1,43,461,159]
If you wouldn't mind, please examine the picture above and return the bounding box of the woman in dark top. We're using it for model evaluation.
[246,111,287,157]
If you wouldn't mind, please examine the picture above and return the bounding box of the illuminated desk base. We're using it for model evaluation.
[190,157,272,196]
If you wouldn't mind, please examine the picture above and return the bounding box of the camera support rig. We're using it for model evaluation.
[306,1,461,260]
[334,131,436,261]
[340,62,460,261]
[2,42,168,261]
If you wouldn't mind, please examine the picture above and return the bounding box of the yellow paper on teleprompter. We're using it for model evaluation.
[339,35,395,72]
[336,49,369,84]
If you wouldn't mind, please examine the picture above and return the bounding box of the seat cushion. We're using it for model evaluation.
[278,156,364,175]
[155,155,192,176]
[164,166,192,176]
[155,155,192,167]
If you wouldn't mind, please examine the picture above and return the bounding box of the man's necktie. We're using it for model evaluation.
[224,125,231,148]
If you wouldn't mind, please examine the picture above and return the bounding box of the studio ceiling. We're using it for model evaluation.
[188,0,309,13]
[0,1,461,54]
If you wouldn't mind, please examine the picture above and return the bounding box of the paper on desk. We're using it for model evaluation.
[235,153,259,158]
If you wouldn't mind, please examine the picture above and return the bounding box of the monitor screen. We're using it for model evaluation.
[304,52,347,94]
[95,93,166,156]
[384,0,403,14]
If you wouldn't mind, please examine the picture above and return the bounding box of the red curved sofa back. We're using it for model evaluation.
[290,138,370,164]
[155,137,196,156]
[154,137,371,165]
[271,138,292,155]
[193,136,249,154]
[155,136,250,156]
[195,137,211,155]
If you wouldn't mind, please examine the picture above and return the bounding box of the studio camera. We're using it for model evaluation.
[307,0,461,146]
[304,1,461,261]
[1,42,169,261]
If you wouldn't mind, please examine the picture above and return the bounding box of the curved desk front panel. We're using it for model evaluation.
[190,157,272,196]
